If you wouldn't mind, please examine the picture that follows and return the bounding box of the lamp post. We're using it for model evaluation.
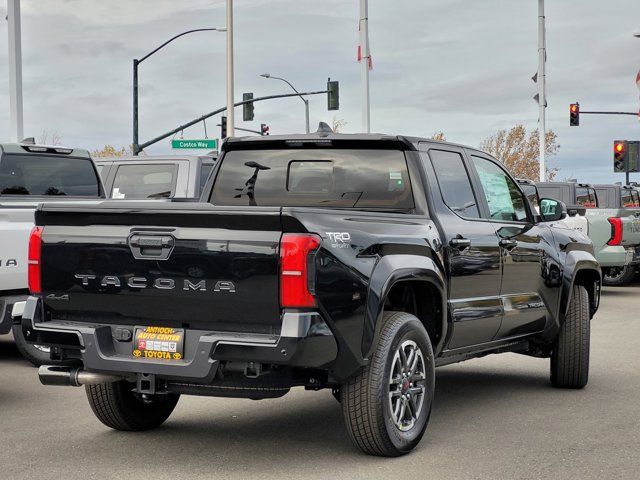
[260,73,310,133]
[132,28,225,154]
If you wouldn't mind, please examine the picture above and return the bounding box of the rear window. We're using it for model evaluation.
[210,149,414,209]
[0,154,100,196]
[111,164,177,199]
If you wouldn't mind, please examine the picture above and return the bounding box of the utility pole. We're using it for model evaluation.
[226,0,235,137]
[7,0,24,142]
[537,0,547,182]
[359,0,371,133]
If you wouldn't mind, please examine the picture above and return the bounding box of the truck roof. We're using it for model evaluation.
[93,154,216,163]
[222,132,486,155]
[0,142,91,158]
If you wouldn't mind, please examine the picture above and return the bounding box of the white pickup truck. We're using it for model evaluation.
[0,141,105,365]
[94,154,216,200]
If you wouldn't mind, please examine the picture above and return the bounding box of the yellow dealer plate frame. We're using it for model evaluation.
[132,326,185,361]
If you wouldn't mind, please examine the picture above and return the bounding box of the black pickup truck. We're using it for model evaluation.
[22,133,601,456]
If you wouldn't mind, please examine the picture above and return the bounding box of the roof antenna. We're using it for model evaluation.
[316,122,333,136]
[21,137,35,144]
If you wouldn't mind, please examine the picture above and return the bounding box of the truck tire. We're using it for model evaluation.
[550,285,590,389]
[85,381,180,431]
[602,266,636,286]
[12,323,52,367]
[341,311,435,457]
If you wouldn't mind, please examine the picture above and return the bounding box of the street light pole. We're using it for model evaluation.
[131,28,224,155]
[226,0,235,137]
[537,0,547,182]
[7,0,24,142]
[359,0,371,133]
[260,74,310,133]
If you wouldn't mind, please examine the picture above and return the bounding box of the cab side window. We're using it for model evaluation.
[428,150,480,219]
[471,156,529,222]
[576,187,597,208]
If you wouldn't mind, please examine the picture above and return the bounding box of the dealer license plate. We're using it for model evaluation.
[132,326,184,361]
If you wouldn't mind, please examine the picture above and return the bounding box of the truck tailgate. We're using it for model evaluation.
[37,202,286,334]
[0,205,34,291]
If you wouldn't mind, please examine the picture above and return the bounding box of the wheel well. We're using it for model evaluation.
[573,269,600,317]
[384,280,444,348]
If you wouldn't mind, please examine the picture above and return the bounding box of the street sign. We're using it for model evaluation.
[171,139,218,150]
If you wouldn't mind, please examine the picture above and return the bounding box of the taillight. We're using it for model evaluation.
[279,233,321,308]
[28,227,43,294]
[607,218,623,246]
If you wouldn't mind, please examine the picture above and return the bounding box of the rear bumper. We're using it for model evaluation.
[595,245,629,267]
[0,294,28,335]
[20,297,337,383]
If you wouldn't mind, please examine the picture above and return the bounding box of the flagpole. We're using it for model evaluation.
[538,0,547,181]
[360,0,371,133]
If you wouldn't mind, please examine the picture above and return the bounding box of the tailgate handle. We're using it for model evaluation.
[128,234,175,261]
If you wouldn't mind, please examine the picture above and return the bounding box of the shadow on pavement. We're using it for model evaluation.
[81,366,549,467]
[0,335,20,360]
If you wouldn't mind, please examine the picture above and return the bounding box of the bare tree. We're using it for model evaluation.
[37,130,61,145]
[430,131,447,141]
[91,145,129,158]
[332,116,347,133]
[480,124,559,181]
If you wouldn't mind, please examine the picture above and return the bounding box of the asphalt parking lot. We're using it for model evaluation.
[1,285,639,480]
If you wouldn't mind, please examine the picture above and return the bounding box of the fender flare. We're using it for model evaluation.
[362,254,447,360]
[558,250,601,323]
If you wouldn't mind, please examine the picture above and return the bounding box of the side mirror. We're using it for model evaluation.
[539,198,567,222]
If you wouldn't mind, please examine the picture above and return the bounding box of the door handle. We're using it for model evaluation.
[128,233,175,261]
[499,238,518,250]
[449,237,471,251]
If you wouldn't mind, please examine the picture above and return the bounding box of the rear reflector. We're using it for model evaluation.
[607,218,623,246]
[28,227,43,294]
[279,233,321,308]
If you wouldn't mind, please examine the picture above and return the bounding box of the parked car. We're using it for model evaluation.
[94,154,216,200]
[591,184,640,285]
[525,181,640,286]
[0,140,105,365]
[517,179,590,234]
[23,133,600,457]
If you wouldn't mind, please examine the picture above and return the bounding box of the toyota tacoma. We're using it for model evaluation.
[22,133,600,456]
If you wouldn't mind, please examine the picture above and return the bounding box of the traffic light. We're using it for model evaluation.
[261,123,270,136]
[243,93,254,121]
[327,78,339,111]
[221,115,227,139]
[614,140,628,172]
[570,103,580,126]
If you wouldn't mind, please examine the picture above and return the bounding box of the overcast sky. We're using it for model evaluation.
[1,0,639,182]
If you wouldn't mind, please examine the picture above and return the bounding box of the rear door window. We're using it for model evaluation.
[576,187,597,208]
[428,150,479,218]
[576,187,598,208]
[0,154,100,196]
[111,163,177,199]
[210,149,414,209]
[621,189,637,208]
[621,189,640,208]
